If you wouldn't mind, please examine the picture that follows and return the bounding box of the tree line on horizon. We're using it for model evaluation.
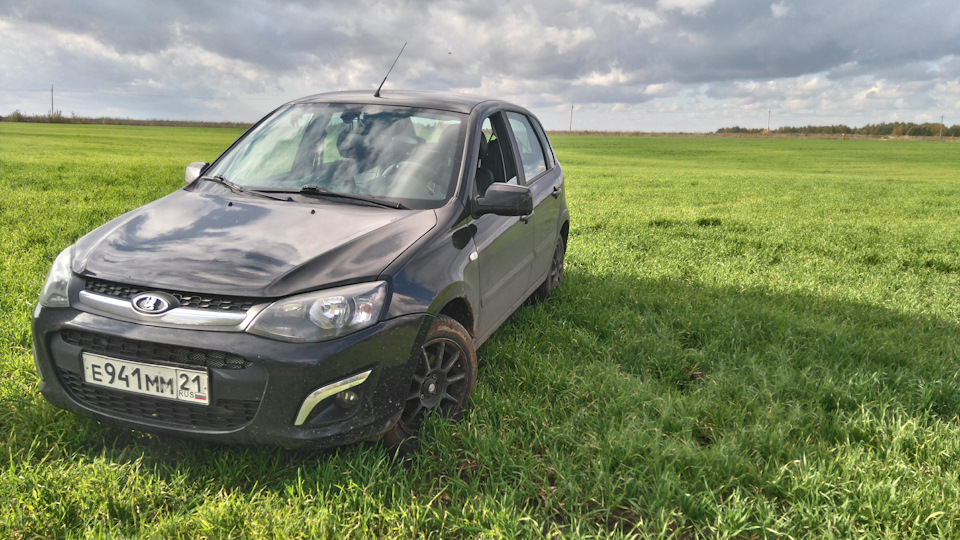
[718,121,960,137]
[1,109,249,129]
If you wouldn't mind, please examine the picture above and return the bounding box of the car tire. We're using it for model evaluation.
[534,234,566,301]
[383,314,477,450]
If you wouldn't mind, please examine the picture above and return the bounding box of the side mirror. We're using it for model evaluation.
[473,183,533,218]
[185,161,209,184]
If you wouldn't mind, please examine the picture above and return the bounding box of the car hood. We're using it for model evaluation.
[73,189,437,298]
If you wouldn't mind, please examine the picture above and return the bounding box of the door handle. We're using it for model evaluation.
[551,186,562,199]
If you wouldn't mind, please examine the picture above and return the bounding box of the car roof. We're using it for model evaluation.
[289,89,513,115]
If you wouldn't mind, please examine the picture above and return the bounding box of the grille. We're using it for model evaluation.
[84,278,260,312]
[58,370,258,430]
[62,330,251,370]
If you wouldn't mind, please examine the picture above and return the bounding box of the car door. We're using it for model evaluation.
[503,111,564,290]
[472,112,535,339]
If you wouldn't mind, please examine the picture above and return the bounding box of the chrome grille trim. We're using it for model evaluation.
[84,278,259,312]
[78,290,260,328]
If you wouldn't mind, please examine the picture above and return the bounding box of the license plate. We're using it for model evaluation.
[82,353,209,406]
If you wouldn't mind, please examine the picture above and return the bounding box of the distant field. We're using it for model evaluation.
[3,123,960,538]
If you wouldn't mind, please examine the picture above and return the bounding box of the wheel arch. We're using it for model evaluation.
[433,295,475,339]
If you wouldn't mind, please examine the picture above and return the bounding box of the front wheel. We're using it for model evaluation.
[384,315,477,449]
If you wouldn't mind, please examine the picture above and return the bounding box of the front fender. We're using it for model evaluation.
[382,215,479,326]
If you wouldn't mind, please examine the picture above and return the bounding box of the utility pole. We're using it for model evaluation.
[50,85,54,116]
[940,114,944,138]
[569,105,574,131]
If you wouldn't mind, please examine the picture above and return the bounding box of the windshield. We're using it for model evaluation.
[206,103,465,209]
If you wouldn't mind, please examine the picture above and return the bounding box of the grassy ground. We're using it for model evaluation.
[2,123,960,538]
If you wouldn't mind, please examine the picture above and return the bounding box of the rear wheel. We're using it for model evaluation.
[384,315,477,449]
[534,234,566,301]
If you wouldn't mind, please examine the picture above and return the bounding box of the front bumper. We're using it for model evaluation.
[32,304,432,448]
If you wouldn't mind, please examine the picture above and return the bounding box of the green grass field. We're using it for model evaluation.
[2,123,960,538]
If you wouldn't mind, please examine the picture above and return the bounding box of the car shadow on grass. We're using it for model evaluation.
[498,267,960,417]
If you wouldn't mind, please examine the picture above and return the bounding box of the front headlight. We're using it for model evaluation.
[247,281,387,343]
[39,246,73,308]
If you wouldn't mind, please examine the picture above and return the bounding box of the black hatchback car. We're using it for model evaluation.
[32,90,569,448]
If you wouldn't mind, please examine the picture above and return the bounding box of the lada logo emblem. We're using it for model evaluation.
[131,293,173,314]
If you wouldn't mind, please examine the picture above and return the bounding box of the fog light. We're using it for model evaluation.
[336,390,359,409]
[294,370,370,426]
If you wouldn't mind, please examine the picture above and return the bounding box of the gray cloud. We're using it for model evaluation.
[1,0,959,130]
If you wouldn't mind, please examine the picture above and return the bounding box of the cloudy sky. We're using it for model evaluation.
[2,0,959,132]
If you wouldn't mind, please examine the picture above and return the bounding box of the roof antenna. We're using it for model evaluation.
[374,42,407,98]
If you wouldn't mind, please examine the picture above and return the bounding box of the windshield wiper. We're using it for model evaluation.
[297,186,408,210]
[199,175,290,201]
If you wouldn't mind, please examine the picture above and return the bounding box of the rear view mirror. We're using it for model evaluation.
[473,183,533,217]
[185,161,209,184]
